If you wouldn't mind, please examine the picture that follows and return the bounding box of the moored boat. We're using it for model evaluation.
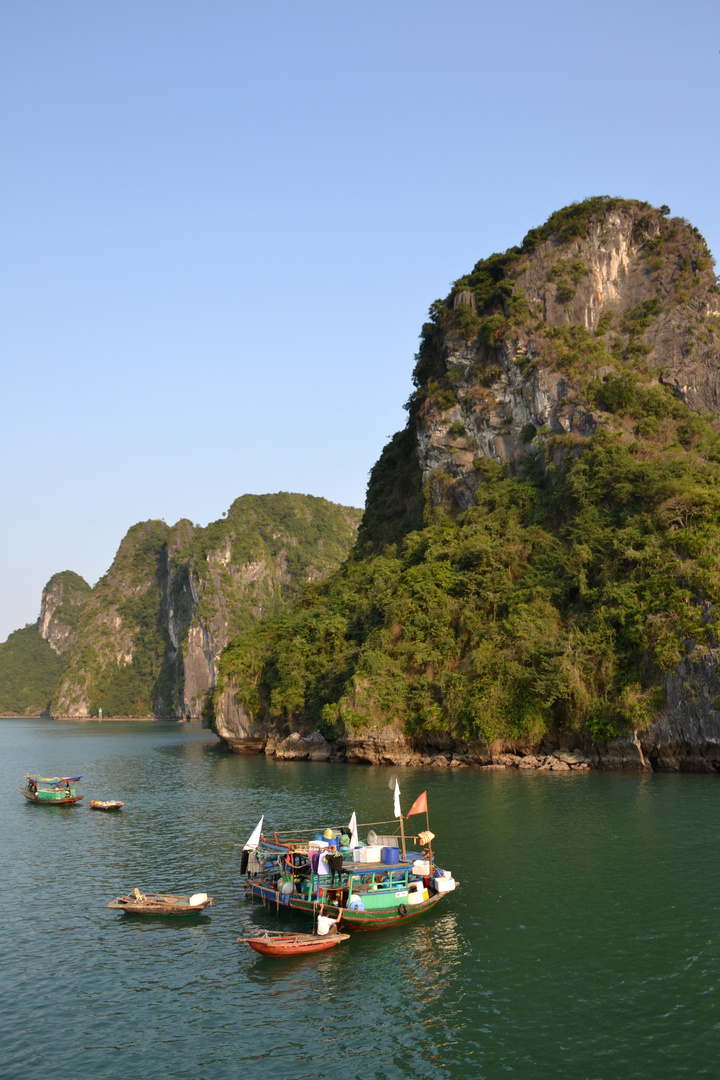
[241,787,458,932]
[108,889,213,914]
[90,800,124,811]
[238,929,350,956]
[19,775,83,805]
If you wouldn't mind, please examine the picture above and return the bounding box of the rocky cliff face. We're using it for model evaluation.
[215,198,720,771]
[39,571,91,655]
[413,201,719,513]
[50,494,361,718]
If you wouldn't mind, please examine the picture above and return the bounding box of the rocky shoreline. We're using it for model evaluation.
[215,726,714,774]
[50,714,200,723]
[263,732,595,771]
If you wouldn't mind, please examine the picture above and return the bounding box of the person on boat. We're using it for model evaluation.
[316,907,342,936]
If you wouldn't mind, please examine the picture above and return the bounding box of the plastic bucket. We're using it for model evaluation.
[382,846,401,865]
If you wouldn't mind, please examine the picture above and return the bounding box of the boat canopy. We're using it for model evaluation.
[27,775,82,786]
[28,775,82,782]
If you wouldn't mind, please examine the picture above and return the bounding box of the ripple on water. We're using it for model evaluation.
[2,720,720,1078]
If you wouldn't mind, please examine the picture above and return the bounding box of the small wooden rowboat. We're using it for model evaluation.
[237,929,350,956]
[108,889,213,914]
[90,800,124,811]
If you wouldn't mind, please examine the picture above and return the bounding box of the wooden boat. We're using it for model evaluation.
[241,806,458,932]
[19,775,83,805]
[108,889,213,914]
[90,800,124,811]
[238,929,350,956]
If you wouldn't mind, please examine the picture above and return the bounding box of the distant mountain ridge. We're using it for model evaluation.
[0,494,361,718]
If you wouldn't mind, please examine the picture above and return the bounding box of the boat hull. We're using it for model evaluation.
[90,801,124,811]
[240,931,350,956]
[245,880,444,930]
[19,789,83,805]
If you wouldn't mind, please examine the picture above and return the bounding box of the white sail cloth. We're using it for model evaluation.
[244,815,264,851]
[348,811,359,849]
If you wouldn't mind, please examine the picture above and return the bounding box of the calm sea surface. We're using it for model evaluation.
[1,718,719,1079]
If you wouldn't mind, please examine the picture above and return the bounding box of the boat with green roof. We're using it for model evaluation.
[19,775,84,805]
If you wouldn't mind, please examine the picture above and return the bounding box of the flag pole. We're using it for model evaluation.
[426,808,433,863]
[393,779,406,859]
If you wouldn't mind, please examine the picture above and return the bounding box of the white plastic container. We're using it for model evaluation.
[413,859,430,876]
[407,885,429,906]
[357,845,382,863]
[434,875,456,893]
[309,839,329,852]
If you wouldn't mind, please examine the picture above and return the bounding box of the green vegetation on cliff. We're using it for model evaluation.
[215,198,720,746]
[176,493,363,637]
[60,519,178,717]
[0,625,64,715]
[52,493,361,717]
[217,413,720,743]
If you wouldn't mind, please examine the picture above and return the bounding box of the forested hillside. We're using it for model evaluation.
[213,198,720,757]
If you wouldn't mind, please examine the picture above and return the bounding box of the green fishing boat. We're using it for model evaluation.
[19,775,84,805]
[241,786,458,932]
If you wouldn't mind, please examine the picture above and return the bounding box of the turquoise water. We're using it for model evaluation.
[1,718,719,1079]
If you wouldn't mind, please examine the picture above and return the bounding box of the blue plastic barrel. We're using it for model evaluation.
[382,846,401,865]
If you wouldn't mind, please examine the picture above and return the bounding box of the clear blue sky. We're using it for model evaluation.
[2,0,719,641]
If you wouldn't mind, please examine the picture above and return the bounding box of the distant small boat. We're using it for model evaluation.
[237,929,350,956]
[108,889,213,914]
[19,775,83,805]
[90,800,124,811]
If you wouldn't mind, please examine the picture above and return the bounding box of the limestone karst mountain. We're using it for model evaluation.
[360,196,720,545]
[212,198,720,770]
[0,494,361,718]
[0,572,91,716]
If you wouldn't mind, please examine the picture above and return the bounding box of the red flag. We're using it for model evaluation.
[406,791,428,817]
